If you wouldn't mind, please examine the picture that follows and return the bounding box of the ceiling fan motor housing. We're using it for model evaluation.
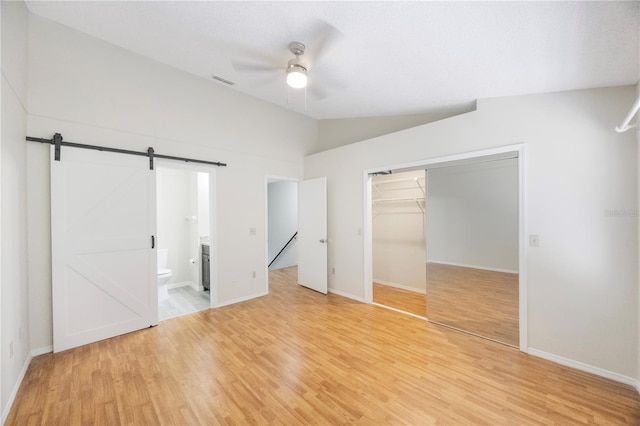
[288,41,306,56]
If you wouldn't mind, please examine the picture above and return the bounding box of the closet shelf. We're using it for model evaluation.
[373,197,425,203]
[372,175,426,217]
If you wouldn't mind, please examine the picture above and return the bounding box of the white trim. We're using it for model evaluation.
[363,173,373,303]
[214,291,268,308]
[528,348,639,389]
[328,288,366,303]
[1,352,33,424]
[373,279,426,294]
[363,144,527,351]
[427,260,518,275]
[518,146,528,352]
[365,145,522,176]
[31,345,53,357]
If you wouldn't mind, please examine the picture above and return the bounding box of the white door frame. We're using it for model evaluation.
[264,175,301,293]
[156,159,218,309]
[363,144,528,352]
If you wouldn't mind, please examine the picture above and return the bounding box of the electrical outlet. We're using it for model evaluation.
[252,271,256,278]
[249,228,256,235]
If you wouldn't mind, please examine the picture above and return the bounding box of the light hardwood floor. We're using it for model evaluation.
[373,282,426,317]
[427,263,519,346]
[7,267,640,425]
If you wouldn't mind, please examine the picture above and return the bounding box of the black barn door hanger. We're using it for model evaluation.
[26,133,227,170]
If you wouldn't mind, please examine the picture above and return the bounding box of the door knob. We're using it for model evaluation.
[319,239,327,243]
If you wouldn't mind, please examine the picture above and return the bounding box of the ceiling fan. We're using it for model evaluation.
[285,41,309,89]
[231,22,344,100]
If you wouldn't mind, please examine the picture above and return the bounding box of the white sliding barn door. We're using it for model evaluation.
[51,146,157,352]
[297,177,328,294]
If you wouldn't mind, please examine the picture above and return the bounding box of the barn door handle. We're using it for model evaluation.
[151,235,155,249]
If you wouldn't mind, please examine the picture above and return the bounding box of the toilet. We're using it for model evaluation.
[157,248,172,301]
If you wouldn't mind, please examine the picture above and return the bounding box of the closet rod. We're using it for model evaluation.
[615,95,640,133]
[26,133,227,170]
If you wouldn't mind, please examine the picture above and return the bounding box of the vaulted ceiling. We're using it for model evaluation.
[26,1,640,120]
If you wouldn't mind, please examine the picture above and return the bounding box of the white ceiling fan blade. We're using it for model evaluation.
[307,20,344,64]
[306,69,347,101]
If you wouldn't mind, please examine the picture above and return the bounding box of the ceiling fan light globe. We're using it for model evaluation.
[287,70,308,89]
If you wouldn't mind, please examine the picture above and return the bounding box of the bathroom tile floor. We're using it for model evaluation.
[159,286,210,321]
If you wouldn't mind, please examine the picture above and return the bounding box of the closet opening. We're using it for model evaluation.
[365,146,526,349]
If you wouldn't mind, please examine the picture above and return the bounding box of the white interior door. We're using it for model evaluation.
[297,177,328,294]
[51,146,157,352]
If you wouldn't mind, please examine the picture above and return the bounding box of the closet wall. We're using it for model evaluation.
[427,159,518,272]
[372,170,426,292]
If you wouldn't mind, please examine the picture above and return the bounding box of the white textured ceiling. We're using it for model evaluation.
[25,1,640,120]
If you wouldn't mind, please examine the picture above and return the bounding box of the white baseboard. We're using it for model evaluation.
[31,345,53,357]
[215,291,268,308]
[328,288,365,303]
[373,279,426,294]
[528,348,639,390]
[1,351,33,424]
[428,260,518,274]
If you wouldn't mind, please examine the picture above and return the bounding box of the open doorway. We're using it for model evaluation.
[156,162,215,320]
[266,177,299,291]
[366,146,525,349]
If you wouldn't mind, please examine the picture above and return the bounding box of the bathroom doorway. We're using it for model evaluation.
[156,162,215,320]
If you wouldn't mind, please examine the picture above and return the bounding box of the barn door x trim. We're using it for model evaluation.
[26,133,228,170]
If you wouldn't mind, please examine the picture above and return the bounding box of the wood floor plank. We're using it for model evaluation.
[373,282,426,317]
[427,262,519,346]
[6,266,640,425]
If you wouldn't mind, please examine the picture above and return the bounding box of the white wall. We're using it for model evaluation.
[197,172,210,239]
[372,170,426,291]
[304,86,639,381]
[267,181,298,270]
[1,0,31,419]
[157,167,195,285]
[426,159,518,272]
[316,108,472,153]
[25,14,318,351]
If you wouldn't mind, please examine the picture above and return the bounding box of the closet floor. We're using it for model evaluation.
[373,283,426,317]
